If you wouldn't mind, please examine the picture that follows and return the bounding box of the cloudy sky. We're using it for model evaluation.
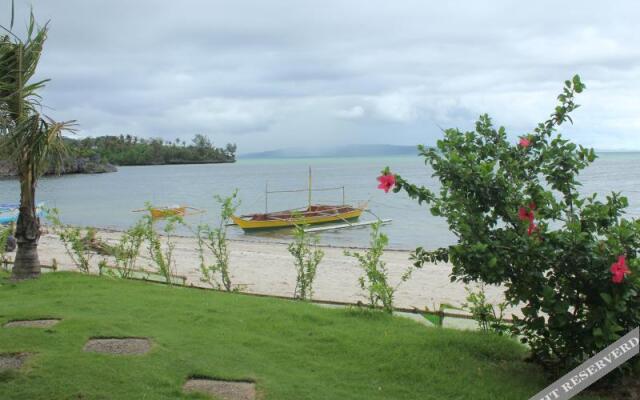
[8,0,640,152]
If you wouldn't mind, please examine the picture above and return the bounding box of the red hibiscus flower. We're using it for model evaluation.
[518,207,534,223]
[377,174,396,193]
[518,207,531,222]
[519,137,531,148]
[518,204,537,235]
[610,255,631,284]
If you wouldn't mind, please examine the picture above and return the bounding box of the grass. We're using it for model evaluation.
[0,272,605,400]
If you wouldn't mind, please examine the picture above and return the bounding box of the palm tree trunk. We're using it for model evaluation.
[11,172,41,280]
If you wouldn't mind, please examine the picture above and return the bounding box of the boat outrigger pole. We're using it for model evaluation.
[303,218,392,233]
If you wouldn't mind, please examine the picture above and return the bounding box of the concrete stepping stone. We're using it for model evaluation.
[4,319,61,328]
[442,316,479,330]
[0,353,31,371]
[83,338,152,355]
[183,378,256,400]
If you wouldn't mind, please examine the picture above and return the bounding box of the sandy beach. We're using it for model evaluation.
[5,228,511,315]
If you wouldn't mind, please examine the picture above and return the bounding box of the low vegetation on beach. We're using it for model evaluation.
[0,271,607,400]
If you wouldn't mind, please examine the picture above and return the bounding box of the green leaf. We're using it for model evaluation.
[600,293,612,305]
[572,75,585,93]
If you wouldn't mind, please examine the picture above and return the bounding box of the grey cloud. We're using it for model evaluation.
[7,0,640,152]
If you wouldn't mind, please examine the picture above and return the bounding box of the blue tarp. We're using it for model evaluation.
[0,203,45,224]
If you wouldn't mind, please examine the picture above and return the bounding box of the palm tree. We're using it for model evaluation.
[0,7,74,279]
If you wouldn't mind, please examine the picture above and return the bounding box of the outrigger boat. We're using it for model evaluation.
[231,168,372,231]
[148,206,187,219]
[232,204,366,230]
[133,205,202,220]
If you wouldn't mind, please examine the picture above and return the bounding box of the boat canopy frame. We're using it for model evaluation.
[263,167,345,213]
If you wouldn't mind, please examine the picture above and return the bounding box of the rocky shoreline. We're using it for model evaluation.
[0,157,117,178]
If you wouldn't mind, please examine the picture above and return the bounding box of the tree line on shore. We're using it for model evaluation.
[0,133,237,167]
[65,133,237,165]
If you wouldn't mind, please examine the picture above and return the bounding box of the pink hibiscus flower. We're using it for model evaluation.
[610,255,631,284]
[519,137,531,148]
[518,204,537,236]
[377,174,396,193]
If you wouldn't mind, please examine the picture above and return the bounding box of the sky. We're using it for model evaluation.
[6,0,640,153]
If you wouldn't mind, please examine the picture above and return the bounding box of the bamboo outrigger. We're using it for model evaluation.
[231,168,370,231]
[303,218,392,233]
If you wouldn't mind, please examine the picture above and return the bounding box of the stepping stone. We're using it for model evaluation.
[442,317,479,331]
[83,338,151,355]
[183,378,256,400]
[0,353,30,371]
[4,319,61,328]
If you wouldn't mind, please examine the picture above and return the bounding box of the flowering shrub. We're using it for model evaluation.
[381,76,640,373]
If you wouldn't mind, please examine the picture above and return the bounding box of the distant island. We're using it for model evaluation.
[0,134,236,178]
[240,144,419,159]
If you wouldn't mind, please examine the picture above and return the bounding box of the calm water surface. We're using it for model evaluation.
[1,153,639,250]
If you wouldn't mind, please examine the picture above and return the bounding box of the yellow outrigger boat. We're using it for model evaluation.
[231,204,366,230]
[149,206,187,219]
[231,168,368,231]
[133,205,203,220]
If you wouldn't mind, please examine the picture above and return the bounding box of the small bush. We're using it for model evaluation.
[110,219,147,279]
[197,191,239,291]
[0,224,11,261]
[288,224,324,300]
[345,222,416,313]
[463,285,509,335]
[142,203,184,285]
[46,208,94,273]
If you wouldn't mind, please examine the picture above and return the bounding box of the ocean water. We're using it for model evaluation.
[1,153,639,250]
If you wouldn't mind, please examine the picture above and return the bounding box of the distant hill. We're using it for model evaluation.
[240,144,420,159]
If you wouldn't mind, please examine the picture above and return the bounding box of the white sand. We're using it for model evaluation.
[7,228,513,315]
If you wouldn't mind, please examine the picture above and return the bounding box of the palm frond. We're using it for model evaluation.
[0,8,74,180]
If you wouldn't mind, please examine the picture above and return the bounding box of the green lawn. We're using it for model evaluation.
[0,272,603,400]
